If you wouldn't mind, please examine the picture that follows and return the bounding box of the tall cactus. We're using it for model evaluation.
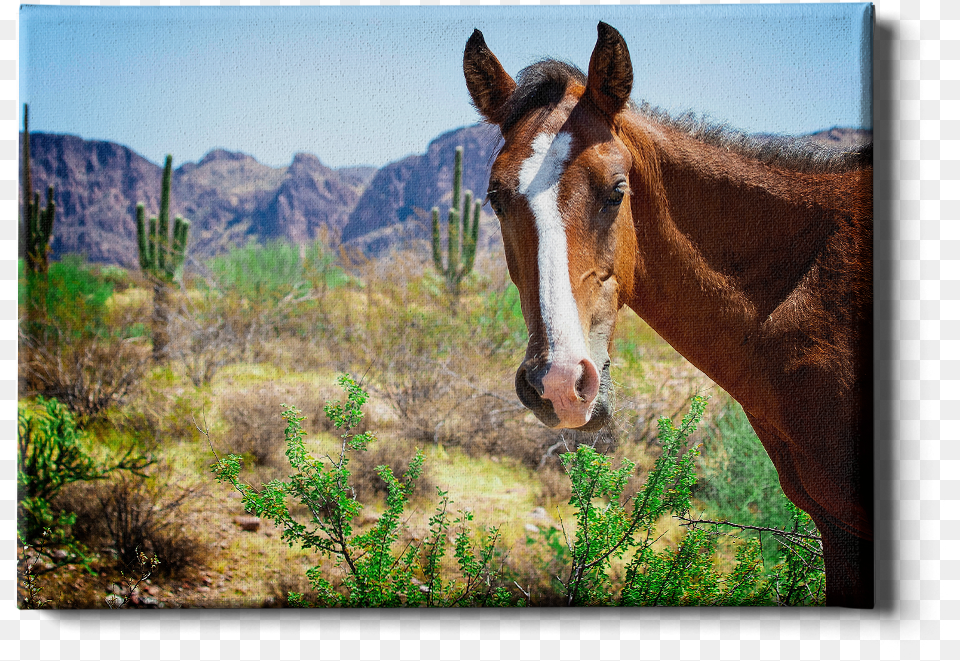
[21,104,56,331]
[136,154,189,361]
[431,145,481,310]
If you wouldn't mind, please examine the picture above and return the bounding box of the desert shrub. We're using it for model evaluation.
[533,428,626,504]
[19,257,152,420]
[97,264,135,292]
[262,574,316,608]
[208,240,309,300]
[515,396,825,606]
[465,282,527,360]
[18,256,113,340]
[107,379,211,451]
[204,239,350,358]
[20,333,152,421]
[213,374,518,607]
[221,386,323,467]
[353,269,536,453]
[377,352,461,443]
[349,435,436,502]
[697,399,789,521]
[69,469,206,578]
[17,397,153,546]
[168,288,243,387]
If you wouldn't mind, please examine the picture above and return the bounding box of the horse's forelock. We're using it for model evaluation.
[500,60,586,135]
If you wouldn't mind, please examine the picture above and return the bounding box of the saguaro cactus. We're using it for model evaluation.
[22,104,56,331]
[26,186,56,275]
[431,145,481,309]
[136,154,189,361]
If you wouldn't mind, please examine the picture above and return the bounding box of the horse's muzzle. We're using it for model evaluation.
[516,358,613,431]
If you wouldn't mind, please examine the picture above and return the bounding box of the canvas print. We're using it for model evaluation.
[17,4,873,609]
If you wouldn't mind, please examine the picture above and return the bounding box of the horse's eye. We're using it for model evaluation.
[487,190,505,217]
[601,184,628,212]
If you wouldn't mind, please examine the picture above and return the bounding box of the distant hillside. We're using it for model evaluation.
[806,127,872,149]
[20,134,376,266]
[20,124,871,266]
[341,124,501,256]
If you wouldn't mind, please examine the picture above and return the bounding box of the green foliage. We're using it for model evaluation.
[765,502,827,605]
[472,283,526,358]
[431,145,481,306]
[208,239,348,300]
[208,240,306,300]
[19,257,151,421]
[49,257,115,339]
[212,374,517,607]
[191,240,352,373]
[19,256,116,341]
[697,400,794,564]
[17,397,153,553]
[551,396,824,606]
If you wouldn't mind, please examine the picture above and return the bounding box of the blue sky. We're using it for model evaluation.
[20,4,872,170]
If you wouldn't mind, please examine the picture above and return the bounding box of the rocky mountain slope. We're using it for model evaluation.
[340,124,501,254]
[20,124,871,267]
[20,134,377,266]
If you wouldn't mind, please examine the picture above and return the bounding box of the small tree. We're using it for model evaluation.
[431,146,480,311]
[136,155,189,362]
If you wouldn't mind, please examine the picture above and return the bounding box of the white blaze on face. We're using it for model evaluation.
[517,131,590,367]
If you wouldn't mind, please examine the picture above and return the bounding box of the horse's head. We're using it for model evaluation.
[464,23,638,431]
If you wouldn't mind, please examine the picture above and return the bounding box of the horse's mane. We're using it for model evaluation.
[501,60,586,135]
[501,59,872,174]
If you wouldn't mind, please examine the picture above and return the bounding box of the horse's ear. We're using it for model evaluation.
[585,22,633,119]
[464,29,516,125]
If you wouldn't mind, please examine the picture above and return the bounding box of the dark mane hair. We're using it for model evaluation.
[637,103,872,173]
[498,59,871,173]
[500,60,586,135]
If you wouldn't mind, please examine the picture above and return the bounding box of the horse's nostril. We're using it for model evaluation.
[575,369,587,402]
[515,364,544,404]
[575,358,601,404]
[525,363,546,395]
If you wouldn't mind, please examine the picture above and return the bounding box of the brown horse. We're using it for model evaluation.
[464,22,872,607]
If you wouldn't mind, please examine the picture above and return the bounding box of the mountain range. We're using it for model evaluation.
[20,125,869,268]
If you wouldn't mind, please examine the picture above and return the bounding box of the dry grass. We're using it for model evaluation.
[62,465,209,579]
[20,243,743,608]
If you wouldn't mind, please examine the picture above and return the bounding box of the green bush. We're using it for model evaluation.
[547,395,825,606]
[198,240,351,362]
[553,396,766,606]
[17,397,153,554]
[19,258,151,420]
[207,239,348,303]
[18,397,102,546]
[208,240,307,300]
[19,256,115,341]
[213,374,517,607]
[696,400,795,565]
[213,378,824,607]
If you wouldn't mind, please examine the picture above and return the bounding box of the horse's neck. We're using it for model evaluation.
[618,113,853,407]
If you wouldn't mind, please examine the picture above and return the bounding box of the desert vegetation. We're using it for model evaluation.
[17,232,825,607]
